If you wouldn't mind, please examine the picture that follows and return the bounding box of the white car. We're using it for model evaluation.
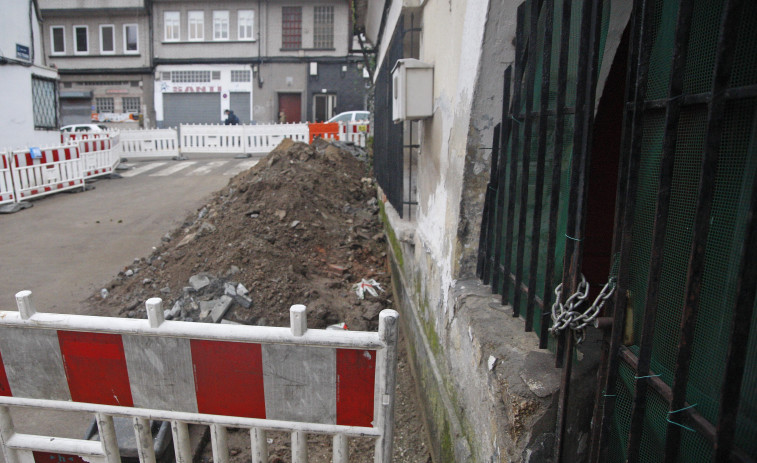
[60,124,109,133]
[327,111,370,123]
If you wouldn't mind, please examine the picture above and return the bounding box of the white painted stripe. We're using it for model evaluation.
[223,160,258,176]
[188,161,229,176]
[261,344,336,424]
[122,335,198,413]
[119,162,167,178]
[149,162,197,176]
[0,327,71,401]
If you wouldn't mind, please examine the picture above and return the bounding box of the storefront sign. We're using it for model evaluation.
[160,83,222,93]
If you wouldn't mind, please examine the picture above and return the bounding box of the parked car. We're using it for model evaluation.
[60,124,109,133]
[327,111,370,123]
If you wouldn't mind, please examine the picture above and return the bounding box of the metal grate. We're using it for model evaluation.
[123,97,140,113]
[282,7,302,50]
[95,98,114,113]
[31,76,58,129]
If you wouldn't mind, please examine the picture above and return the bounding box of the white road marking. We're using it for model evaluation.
[188,161,229,176]
[119,162,167,178]
[224,159,259,176]
[149,162,197,176]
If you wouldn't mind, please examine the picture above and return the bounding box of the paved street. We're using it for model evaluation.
[0,156,258,454]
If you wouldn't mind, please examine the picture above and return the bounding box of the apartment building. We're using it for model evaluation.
[152,0,368,126]
[38,0,154,129]
[36,0,367,128]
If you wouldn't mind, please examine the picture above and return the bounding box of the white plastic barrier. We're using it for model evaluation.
[179,123,309,156]
[77,138,120,180]
[340,120,371,148]
[0,291,399,463]
[61,131,114,144]
[118,128,179,160]
[180,124,246,155]
[0,152,15,206]
[10,145,84,201]
[242,123,309,153]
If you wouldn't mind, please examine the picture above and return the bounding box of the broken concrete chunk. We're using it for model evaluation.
[198,222,217,236]
[170,301,182,317]
[274,209,287,220]
[234,294,253,309]
[224,282,237,296]
[211,295,234,323]
[236,283,249,296]
[189,274,211,291]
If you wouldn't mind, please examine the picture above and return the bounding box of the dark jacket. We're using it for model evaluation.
[224,111,240,125]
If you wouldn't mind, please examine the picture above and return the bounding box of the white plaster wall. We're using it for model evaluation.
[0,1,60,149]
[412,0,490,321]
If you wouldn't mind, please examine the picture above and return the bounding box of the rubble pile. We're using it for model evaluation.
[88,138,430,462]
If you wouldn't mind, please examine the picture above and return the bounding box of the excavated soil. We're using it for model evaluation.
[87,138,431,462]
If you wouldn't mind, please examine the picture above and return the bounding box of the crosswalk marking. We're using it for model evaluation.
[188,161,229,176]
[224,159,259,176]
[149,162,197,176]
[119,162,168,178]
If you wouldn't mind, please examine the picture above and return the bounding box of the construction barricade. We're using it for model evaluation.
[308,122,340,143]
[118,128,179,160]
[339,120,371,147]
[61,131,112,144]
[10,145,84,201]
[0,152,15,206]
[242,123,309,153]
[0,291,399,463]
[179,123,310,157]
[77,138,120,180]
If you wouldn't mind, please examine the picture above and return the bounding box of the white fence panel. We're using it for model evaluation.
[180,124,246,155]
[117,128,179,160]
[0,153,15,205]
[242,123,309,153]
[0,292,398,463]
[10,145,84,201]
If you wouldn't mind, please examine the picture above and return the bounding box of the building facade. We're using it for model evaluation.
[37,0,368,129]
[0,0,60,148]
[39,0,154,129]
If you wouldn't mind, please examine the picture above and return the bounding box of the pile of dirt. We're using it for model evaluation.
[87,138,430,463]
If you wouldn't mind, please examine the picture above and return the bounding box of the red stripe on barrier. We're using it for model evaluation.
[0,347,12,396]
[68,181,75,186]
[25,152,33,165]
[336,348,376,427]
[58,331,134,407]
[190,339,266,418]
[33,451,90,463]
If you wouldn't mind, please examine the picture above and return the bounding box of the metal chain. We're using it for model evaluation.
[550,274,616,343]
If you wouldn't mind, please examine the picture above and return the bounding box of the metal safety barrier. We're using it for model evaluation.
[9,145,85,201]
[0,291,399,463]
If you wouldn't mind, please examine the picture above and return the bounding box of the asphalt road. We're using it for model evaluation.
[0,156,256,455]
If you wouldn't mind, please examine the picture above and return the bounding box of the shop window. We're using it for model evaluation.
[123,97,140,113]
[96,97,114,113]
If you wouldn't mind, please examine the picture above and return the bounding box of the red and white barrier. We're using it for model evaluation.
[10,145,84,201]
[0,153,15,206]
[339,120,371,147]
[0,292,399,463]
[77,138,120,179]
[60,131,112,144]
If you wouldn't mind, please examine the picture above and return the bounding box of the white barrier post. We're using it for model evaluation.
[250,428,267,463]
[171,421,192,463]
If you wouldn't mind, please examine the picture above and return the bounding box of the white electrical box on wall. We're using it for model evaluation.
[392,58,433,122]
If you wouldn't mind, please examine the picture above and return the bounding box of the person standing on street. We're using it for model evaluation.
[224,109,240,125]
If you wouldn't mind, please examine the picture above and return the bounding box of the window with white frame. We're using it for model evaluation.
[124,24,138,53]
[74,25,88,54]
[164,11,180,41]
[188,11,204,41]
[51,26,65,54]
[313,6,334,49]
[122,97,140,113]
[213,11,229,40]
[96,97,114,113]
[32,76,58,129]
[238,10,254,40]
[100,25,115,54]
